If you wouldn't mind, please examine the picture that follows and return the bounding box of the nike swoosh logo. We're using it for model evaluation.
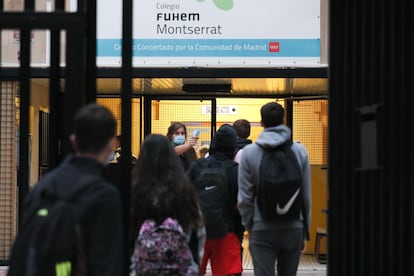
[276,188,300,215]
[205,185,216,191]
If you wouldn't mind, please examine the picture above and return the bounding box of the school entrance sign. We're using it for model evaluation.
[97,0,320,67]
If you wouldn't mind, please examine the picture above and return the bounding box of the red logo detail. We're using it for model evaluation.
[269,42,280,52]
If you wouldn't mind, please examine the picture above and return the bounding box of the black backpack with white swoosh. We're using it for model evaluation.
[192,159,235,239]
[258,140,307,227]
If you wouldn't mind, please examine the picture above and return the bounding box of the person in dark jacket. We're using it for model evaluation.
[233,119,252,164]
[233,119,252,151]
[20,104,124,275]
[187,124,243,276]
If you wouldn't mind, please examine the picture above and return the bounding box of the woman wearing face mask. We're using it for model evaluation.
[167,122,198,171]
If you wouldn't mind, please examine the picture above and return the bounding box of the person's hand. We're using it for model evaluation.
[301,240,306,254]
[188,136,198,147]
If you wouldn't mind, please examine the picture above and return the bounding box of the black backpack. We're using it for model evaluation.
[192,159,234,239]
[258,140,309,238]
[7,178,91,276]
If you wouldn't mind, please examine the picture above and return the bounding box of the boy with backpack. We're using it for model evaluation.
[8,104,124,276]
[237,102,311,276]
[187,124,243,276]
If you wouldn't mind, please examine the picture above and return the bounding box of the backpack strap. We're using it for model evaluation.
[221,159,238,232]
[41,174,99,203]
[258,140,310,240]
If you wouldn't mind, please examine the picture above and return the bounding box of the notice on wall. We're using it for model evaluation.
[97,0,321,67]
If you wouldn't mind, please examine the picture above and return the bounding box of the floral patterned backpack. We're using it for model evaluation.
[132,217,193,276]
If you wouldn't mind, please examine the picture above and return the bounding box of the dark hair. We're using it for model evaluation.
[73,104,116,154]
[260,102,284,128]
[232,119,251,139]
[166,122,187,141]
[209,124,237,159]
[130,134,203,242]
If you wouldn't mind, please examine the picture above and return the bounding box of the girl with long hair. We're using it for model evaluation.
[130,134,205,274]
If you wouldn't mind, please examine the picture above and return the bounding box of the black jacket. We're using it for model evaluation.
[187,125,244,239]
[236,138,252,151]
[23,155,124,276]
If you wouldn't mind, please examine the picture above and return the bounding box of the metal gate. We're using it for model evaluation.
[328,0,414,275]
[0,1,134,270]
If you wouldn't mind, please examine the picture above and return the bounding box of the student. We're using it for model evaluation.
[231,118,252,274]
[232,118,252,164]
[237,102,311,276]
[187,124,243,276]
[130,134,205,275]
[167,122,198,171]
[232,119,252,156]
[8,104,124,275]
[109,135,137,164]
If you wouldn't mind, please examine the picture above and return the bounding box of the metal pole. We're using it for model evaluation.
[121,0,133,274]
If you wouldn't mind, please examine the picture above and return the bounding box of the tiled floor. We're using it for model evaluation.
[205,254,327,276]
[238,234,327,275]
[204,235,328,275]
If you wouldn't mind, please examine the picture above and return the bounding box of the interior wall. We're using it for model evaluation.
[29,80,49,186]
[96,98,142,156]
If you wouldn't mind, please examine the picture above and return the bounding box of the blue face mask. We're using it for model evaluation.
[107,151,115,163]
[172,135,185,145]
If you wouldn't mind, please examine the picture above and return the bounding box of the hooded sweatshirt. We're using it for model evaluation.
[187,124,244,238]
[209,124,237,160]
[237,125,311,232]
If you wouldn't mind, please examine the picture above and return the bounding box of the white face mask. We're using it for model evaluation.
[172,135,186,145]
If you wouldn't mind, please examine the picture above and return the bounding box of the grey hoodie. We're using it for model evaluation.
[237,125,311,232]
